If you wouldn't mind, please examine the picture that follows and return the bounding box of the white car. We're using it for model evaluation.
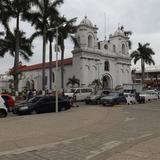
[0,96,8,118]
[65,88,93,101]
[145,89,160,99]
[124,93,137,105]
[140,91,158,102]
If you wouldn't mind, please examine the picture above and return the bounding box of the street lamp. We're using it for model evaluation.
[48,22,66,113]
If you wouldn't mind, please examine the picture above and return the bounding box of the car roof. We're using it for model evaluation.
[0,94,12,97]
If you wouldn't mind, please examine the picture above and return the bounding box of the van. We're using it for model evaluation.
[65,88,93,101]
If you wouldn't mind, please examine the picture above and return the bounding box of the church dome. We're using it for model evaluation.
[113,27,125,36]
[80,16,93,27]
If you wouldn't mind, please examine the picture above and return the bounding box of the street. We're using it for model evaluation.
[0,100,160,159]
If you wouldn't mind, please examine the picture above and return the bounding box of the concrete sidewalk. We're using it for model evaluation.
[105,136,160,160]
[0,105,122,153]
[1,101,160,160]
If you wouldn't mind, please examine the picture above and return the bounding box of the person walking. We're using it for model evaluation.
[73,93,79,107]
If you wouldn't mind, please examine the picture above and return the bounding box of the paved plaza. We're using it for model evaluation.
[0,100,160,159]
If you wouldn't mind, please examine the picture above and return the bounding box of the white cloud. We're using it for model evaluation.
[0,0,160,73]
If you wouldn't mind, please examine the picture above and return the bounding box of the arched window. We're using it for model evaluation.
[104,44,108,50]
[85,65,90,70]
[88,35,93,48]
[92,65,97,71]
[122,44,125,54]
[104,61,110,71]
[113,45,116,53]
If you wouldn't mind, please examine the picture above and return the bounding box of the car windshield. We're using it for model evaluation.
[67,89,76,93]
[28,96,41,103]
[108,92,119,97]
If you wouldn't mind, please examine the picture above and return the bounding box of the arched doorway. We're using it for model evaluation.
[26,81,31,90]
[31,80,35,90]
[102,74,113,89]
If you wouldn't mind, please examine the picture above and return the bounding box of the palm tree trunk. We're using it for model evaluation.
[14,13,20,95]
[61,43,65,91]
[42,27,46,92]
[49,39,53,90]
[141,59,145,86]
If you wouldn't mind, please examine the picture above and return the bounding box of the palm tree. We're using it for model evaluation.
[0,0,34,93]
[90,79,103,91]
[30,19,61,90]
[0,29,34,87]
[130,43,155,85]
[23,0,63,92]
[58,17,77,91]
[66,76,80,88]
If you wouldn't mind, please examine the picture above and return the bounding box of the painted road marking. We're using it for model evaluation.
[128,133,153,141]
[86,141,122,159]
[125,117,135,122]
[0,135,88,156]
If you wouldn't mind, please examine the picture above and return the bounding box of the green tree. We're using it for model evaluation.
[0,30,33,61]
[23,0,63,92]
[0,0,34,93]
[90,79,103,91]
[30,19,62,90]
[130,43,155,85]
[58,17,77,91]
[66,75,80,88]
[0,29,34,65]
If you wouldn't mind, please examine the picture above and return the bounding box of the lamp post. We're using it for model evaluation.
[49,23,66,113]
[55,27,58,113]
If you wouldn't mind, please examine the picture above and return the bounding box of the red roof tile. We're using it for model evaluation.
[19,58,72,72]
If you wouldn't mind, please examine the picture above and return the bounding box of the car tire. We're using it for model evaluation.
[31,110,37,115]
[85,101,89,104]
[96,100,100,105]
[0,109,7,118]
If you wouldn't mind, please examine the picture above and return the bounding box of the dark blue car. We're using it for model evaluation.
[100,92,127,106]
[13,95,71,115]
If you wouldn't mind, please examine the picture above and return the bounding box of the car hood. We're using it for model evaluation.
[101,96,116,100]
[16,102,34,108]
[90,95,100,99]
[0,103,8,111]
[64,93,74,97]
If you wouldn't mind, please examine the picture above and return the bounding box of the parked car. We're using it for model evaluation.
[0,94,15,111]
[13,95,71,115]
[0,96,8,118]
[65,88,93,101]
[140,91,158,102]
[85,90,110,104]
[145,89,160,99]
[135,93,145,103]
[100,92,127,106]
[124,93,137,105]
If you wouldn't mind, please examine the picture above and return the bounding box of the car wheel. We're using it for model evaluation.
[31,110,37,115]
[96,100,100,105]
[60,107,66,111]
[0,110,7,118]
[85,101,89,104]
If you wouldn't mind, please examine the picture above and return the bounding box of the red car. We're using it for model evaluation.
[0,94,15,111]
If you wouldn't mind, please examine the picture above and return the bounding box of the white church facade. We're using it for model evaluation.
[18,16,132,92]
